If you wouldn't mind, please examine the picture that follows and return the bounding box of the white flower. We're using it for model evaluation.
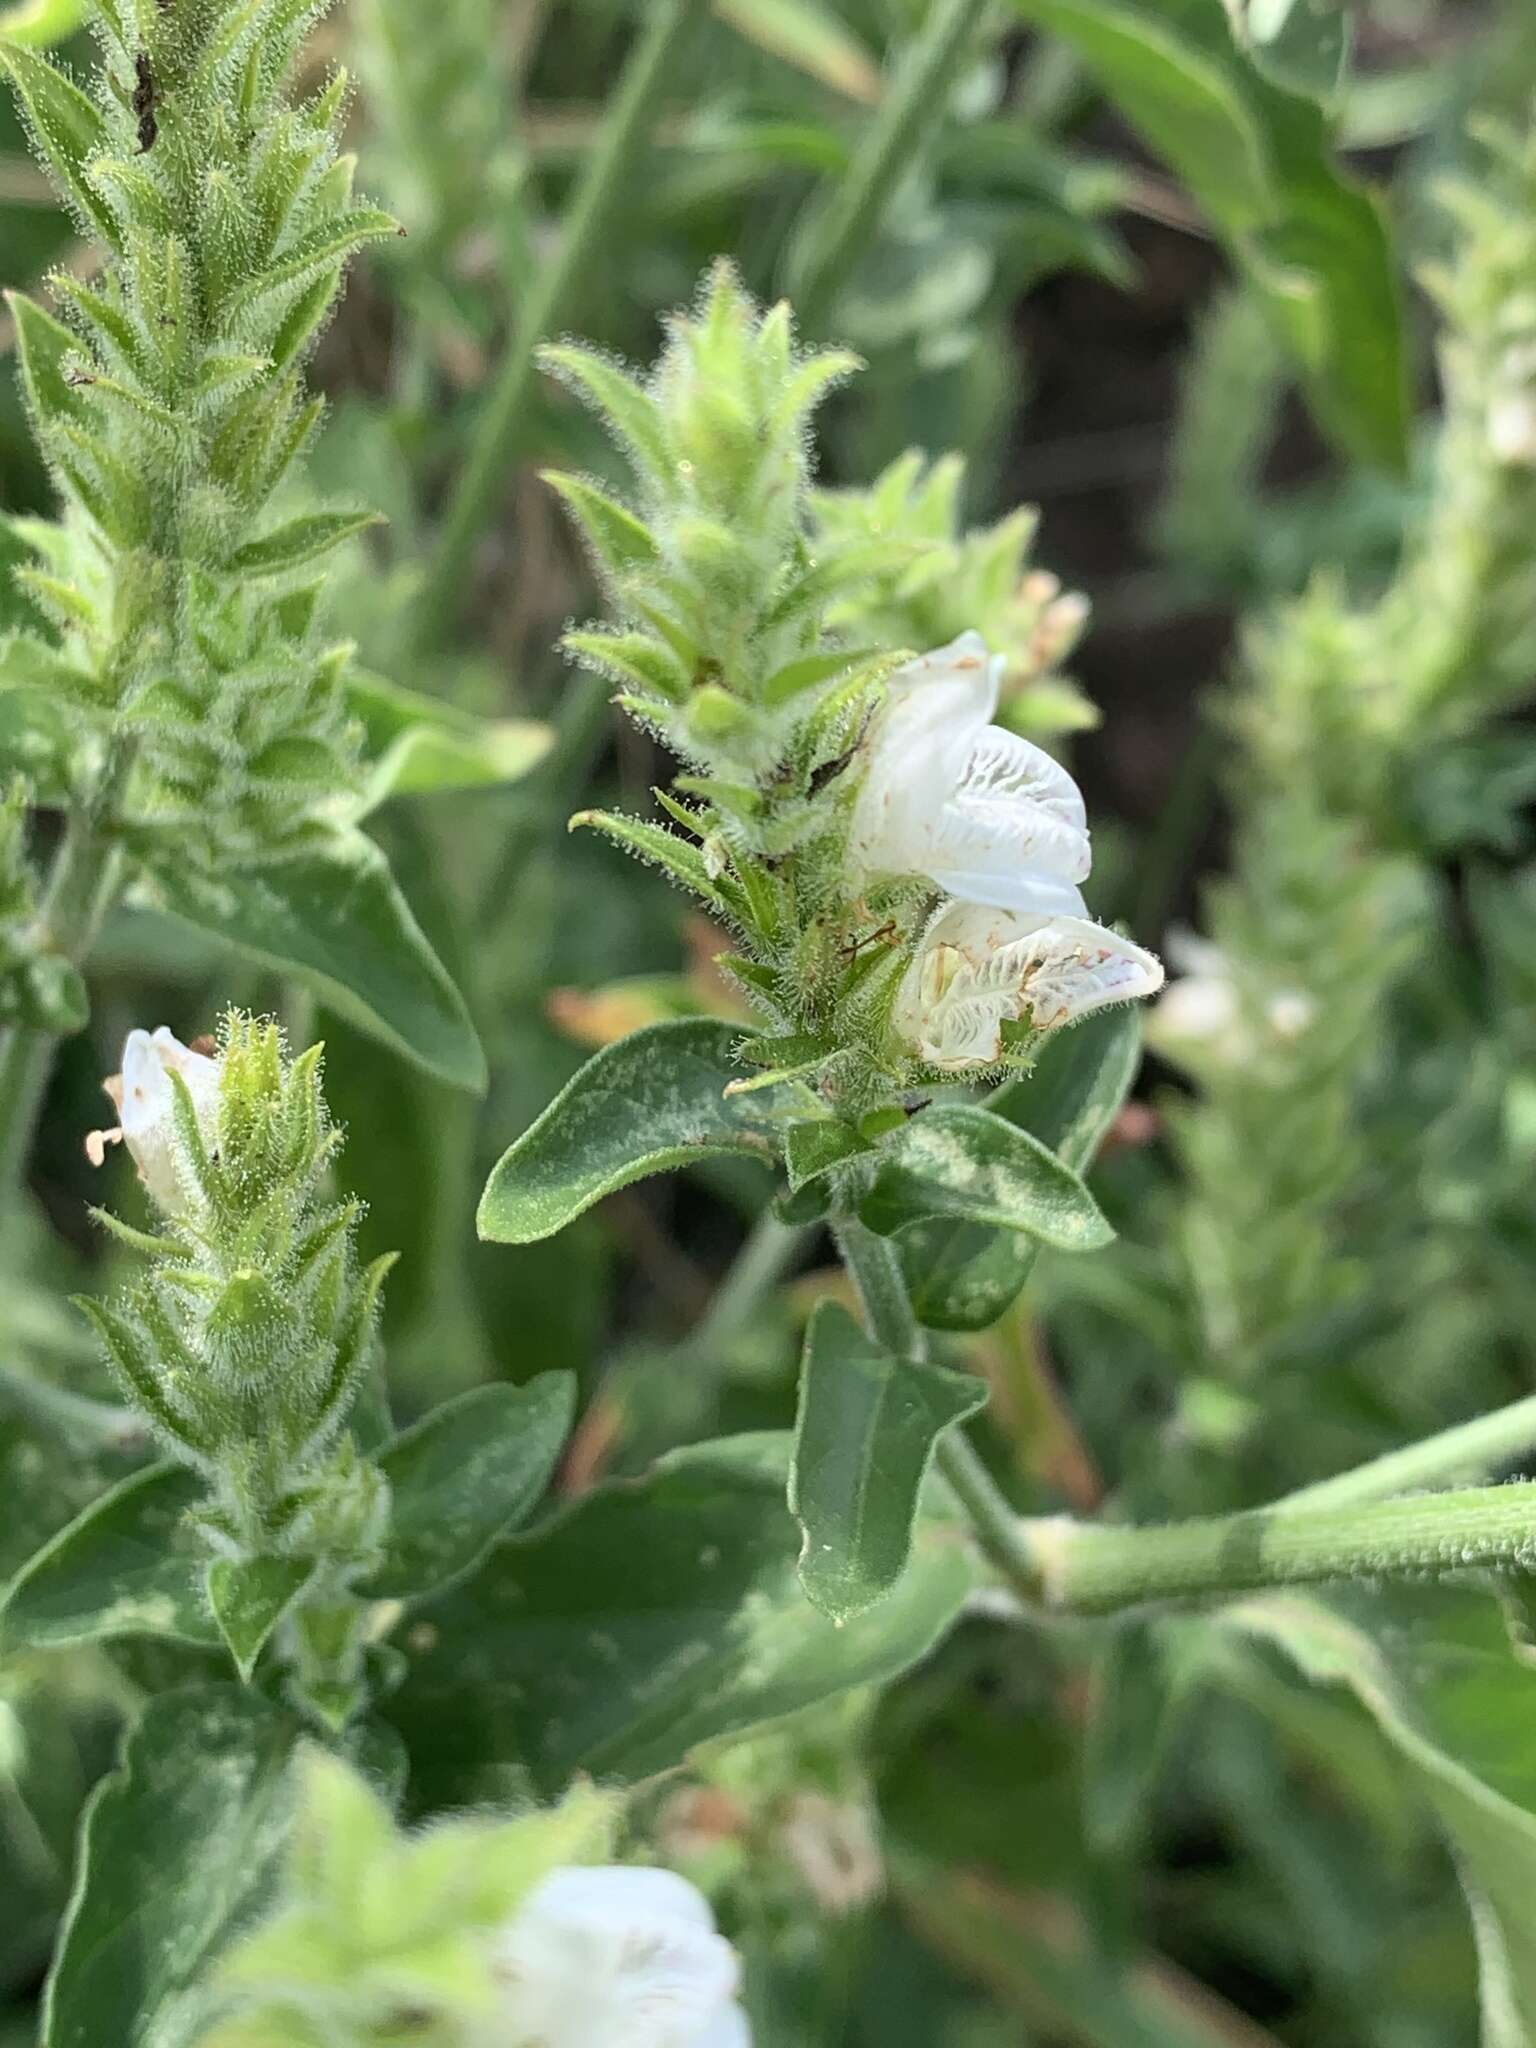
[494,1865,751,2048]
[849,630,1090,909]
[84,1026,221,1213]
[894,896,1164,1069]
[1150,930,1313,1069]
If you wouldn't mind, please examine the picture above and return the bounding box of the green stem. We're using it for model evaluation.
[1276,1390,1536,1514]
[417,0,710,646]
[786,0,991,331]
[0,811,121,1205]
[688,1210,807,1359]
[833,1215,1045,1602]
[1023,1483,1536,1617]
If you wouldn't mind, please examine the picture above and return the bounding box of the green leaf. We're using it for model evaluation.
[205,1556,315,1683]
[789,1303,986,1622]
[1226,1586,1536,2041]
[1,1462,218,1651]
[43,1685,299,2048]
[1010,0,1407,471]
[222,208,400,324]
[713,0,882,102]
[784,1117,866,1191]
[7,289,85,429]
[385,1435,976,1800]
[346,668,551,818]
[570,807,739,917]
[900,1008,1142,1330]
[861,1103,1113,1252]
[0,0,90,47]
[366,1374,577,1601]
[478,1019,815,1245]
[225,510,382,578]
[537,345,672,476]
[133,831,486,1093]
[541,471,659,578]
[0,39,118,248]
[1235,0,1351,102]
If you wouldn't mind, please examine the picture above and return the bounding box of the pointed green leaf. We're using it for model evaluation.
[42,1686,299,2048]
[538,344,672,475]
[133,830,485,1093]
[205,1555,315,1682]
[384,1435,976,1800]
[1,1461,217,1650]
[366,1374,577,1601]
[862,1103,1112,1252]
[226,509,382,578]
[7,289,86,428]
[900,1008,1142,1329]
[762,643,881,707]
[346,667,551,816]
[541,471,659,577]
[223,207,399,324]
[478,1020,816,1244]
[790,1303,986,1622]
[570,808,738,917]
[0,39,118,247]
[783,1116,865,1191]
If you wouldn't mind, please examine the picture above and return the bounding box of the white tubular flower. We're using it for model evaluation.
[895,897,1164,1070]
[494,1865,751,2048]
[849,630,1090,908]
[84,1026,221,1213]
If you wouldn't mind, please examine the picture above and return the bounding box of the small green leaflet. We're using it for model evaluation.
[790,1303,987,1622]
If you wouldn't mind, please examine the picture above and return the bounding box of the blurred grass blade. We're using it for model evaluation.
[714,0,882,103]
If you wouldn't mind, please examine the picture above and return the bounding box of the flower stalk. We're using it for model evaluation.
[1025,1482,1536,1618]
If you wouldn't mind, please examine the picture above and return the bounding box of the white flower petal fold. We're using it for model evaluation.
[86,1026,221,1213]
[495,1864,751,2048]
[895,900,1164,1070]
[849,629,1090,904]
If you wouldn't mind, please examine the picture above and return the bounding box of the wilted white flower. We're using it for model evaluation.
[894,896,1164,1069]
[849,630,1090,909]
[494,1865,751,2048]
[1150,930,1313,1069]
[84,1026,220,1213]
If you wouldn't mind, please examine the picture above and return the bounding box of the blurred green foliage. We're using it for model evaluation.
[7,1,1536,2045]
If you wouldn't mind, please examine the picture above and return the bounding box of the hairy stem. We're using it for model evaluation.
[419,0,710,644]
[787,0,992,330]
[1024,1483,1536,1616]
[833,1214,1046,1601]
[1276,1390,1536,1514]
[0,811,121,1206]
